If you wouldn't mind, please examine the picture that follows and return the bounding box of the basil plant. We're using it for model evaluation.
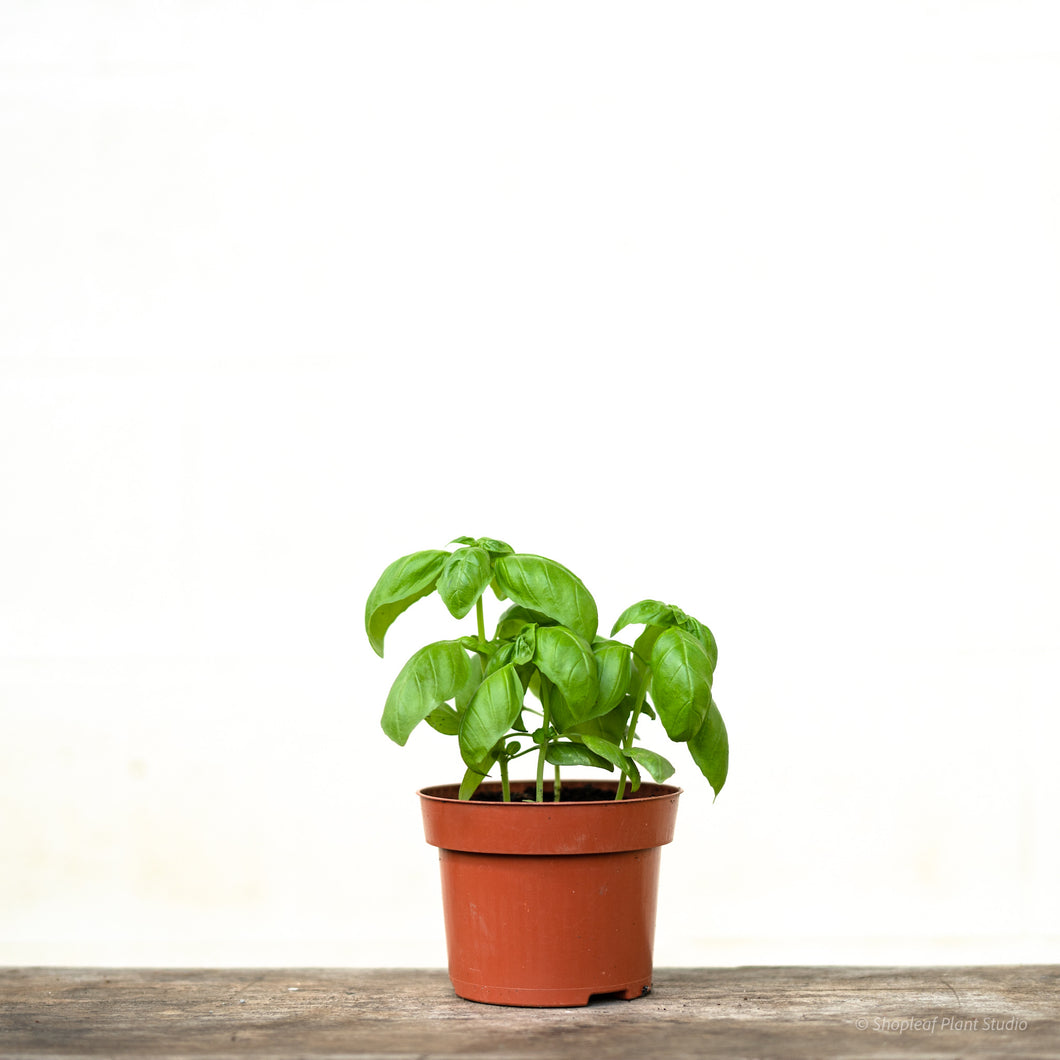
[365,536,728,802]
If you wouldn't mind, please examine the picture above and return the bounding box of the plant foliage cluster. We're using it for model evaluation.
[365,537,728,802]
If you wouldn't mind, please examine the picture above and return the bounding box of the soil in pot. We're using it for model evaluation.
[467,781,618,802]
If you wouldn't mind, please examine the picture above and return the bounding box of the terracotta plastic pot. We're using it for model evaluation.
[419,779,682,1007]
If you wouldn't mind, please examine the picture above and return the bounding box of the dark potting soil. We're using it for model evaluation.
[471,784,618,803]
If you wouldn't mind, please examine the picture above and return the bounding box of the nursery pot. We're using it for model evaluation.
[418,780,681,1007]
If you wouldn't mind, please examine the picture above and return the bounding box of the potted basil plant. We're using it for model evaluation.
[366,536,728,1007]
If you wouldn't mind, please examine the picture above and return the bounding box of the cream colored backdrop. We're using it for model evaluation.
[2,1,1058,967]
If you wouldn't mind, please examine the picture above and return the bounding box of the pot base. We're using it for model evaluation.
[450,975,652,1008]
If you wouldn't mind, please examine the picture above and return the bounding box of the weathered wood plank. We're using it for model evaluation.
[0,966,1056,1059]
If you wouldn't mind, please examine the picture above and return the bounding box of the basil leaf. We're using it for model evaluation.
[533,625,598,724]
[459,753,494,800]
[682,616,718,673]
[425,705,461,736]
[689,697,728,798]
[570,695,634,744]
[450,535,476,546]
[633,624,664,669]
[493,554,598,642]
[581,735,632,773]
[459,663,523,766]
[591,638,632,718]
[627,746,676,783]
[475,537,514,557]
[540,681,575,733]
[437,546,492,619]
[454,652,483,713]
[365,549,449,657]
[496,604,557,630]
[381,639,472,745]
[494,604,555,642]
[513,624,537,666]
[650,626,714,742]
[610,599,673,637]
[545,740,614,771]
[615,602,716,675]
[494,617,530,641]
[484,639,516,677]
[582,735,641,791]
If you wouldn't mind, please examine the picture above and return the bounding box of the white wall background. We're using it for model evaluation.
[2,1,1058,968]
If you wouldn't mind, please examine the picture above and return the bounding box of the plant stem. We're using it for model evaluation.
[554,763,561,802]
[499,753,511,803]
[476,596,486,645]
[615,666,652,801]
[536,679,551,803]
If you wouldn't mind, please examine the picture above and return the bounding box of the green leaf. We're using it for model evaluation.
[581,734,632,773]
[425,705,460,736]
[611,599,673,637]
[569,696,634,744]
[614,601,717,675]
[437,546,492,619]
[513,624,537,665]
[450,535,476,546]
[681,616,718,673]
[498,605,556,625]
[540,681,576,733]
[494,617,530,641]
[459,663,524,766]
[365,549,449,657]
[591,638,632,718]
[381,639,472,746]
[650,626,714,742]
[627,626,661,711]
[515,663,536,697]
[533,625,598,724]
[546,741,614,771]
[582,736,642,791]
[475,537,514,557]
[627,746,676,783]
[493,554,598,642]
[459,754,494,800]
[484,639,516,677]
[455,652,484,712]
[689,697,728,798]
[633,624,665,669]
[494,605,556,642]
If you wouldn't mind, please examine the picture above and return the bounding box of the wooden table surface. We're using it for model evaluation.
[0,966,1056,1059]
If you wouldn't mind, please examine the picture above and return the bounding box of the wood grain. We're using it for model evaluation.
[1,966,1056,1058]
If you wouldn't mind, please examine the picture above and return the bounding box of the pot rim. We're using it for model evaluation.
[418,780,682,854]
[418,779,683,805]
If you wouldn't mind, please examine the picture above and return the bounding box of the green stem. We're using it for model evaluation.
[615,666,652,801]
[554,763,561,802]
[500,753,511,803]
[476,596,486,645]
[536,679,551,804]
